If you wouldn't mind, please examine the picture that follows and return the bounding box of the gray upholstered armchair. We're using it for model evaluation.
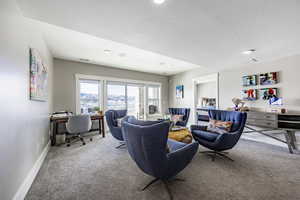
[105,110,127,148]
[122,116,199,200]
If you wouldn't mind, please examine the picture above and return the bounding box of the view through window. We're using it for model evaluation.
[79,79,100,114]
[127,85,144,118]
[107,83,126,110]
[76,75,161,117]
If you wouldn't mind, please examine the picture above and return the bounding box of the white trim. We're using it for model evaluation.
[192,73,219,124]
[75,74,162,86]
[13,141,50,200]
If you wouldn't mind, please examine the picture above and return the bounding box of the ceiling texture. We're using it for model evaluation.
[17,0,300,75]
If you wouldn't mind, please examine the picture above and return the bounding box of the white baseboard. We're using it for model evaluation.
[12,141,50,200]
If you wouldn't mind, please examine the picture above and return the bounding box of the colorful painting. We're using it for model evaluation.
[176,85,184,98]
[30,48,48,101]
[259,88,278,100]
[242,75,257,86]
[242,89,257,101]
[259,72,278,85]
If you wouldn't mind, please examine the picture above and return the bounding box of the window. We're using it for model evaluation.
[147,86,160,115]
[76,74,162,117]
[106,82,126,110]
[79,79,100,114]
[127,84,145,119]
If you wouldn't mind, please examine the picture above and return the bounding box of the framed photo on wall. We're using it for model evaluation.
[259,88,278,100]
[242,89,257,101]
[259,72,278,85]
[242,75,257,86]
[176,85,184,99]
[30,48,48,101]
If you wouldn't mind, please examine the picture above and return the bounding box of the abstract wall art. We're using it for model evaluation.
[242,89,257,101]
[176,85,184,99]
[259,72,278,85]
[242,75,257,86]
[30,48,48,101]
[259,88,278,100]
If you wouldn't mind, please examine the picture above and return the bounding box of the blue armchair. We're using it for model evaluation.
[168,108,190,127]
[122,116,199,200]
[105,110,127,148]
[191,110,247,161]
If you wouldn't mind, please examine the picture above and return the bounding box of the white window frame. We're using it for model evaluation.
[75,74,162,117]
[146,85,162,117]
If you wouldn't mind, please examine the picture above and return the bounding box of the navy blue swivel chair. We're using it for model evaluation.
[169,108,190,127]
[105,110,127,148]
[191,110,247,161]
[122,116,199,200]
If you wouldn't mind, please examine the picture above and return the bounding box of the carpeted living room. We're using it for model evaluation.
[26,134,300,200]
[1,1,300,200]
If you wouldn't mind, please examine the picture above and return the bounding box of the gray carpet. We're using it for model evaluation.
[26,133,300,200]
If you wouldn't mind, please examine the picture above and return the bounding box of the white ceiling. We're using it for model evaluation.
[31,20,201,75]
[17,0,300,74]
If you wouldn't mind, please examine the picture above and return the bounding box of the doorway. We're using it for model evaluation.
[192,73,219,124]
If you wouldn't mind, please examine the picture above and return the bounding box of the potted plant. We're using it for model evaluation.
[93,106,101,115]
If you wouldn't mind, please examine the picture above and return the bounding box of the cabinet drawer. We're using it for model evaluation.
[247,112,277,121]
[246,119,278,128]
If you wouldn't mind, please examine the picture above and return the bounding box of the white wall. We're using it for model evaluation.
[53,58,169,114]
[196,81,217,106]
[169,54,300,124]
[0,1,53,199]
[219,55,300,113]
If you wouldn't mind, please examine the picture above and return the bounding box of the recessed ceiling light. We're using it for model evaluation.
[104,49,112,54]
[251,58,258,62]
[154,0,166,5]
[242,49,256,55]
[79,58,90,62]
[160,62,166,65]
[119,53,126,57]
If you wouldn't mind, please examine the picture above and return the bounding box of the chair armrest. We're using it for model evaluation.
[214,131,242,150]
[167,142,199,168]
[190,125,207,131]
[167,139,187,152]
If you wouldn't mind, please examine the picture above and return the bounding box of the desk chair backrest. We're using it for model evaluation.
[66,115,92,134]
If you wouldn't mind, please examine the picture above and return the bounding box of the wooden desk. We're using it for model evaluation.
[50,114,105,146]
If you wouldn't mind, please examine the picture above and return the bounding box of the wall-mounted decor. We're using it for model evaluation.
[30,48,48,101]
[242,89,257,101]
[259,88,278,100]
[176,85,184,99]
[201,97,216,109]
[259,72,278,85]
[242,75,257,86]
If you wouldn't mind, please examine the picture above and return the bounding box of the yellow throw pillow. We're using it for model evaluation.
[207,119,233,134]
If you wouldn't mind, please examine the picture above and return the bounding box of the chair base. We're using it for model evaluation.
[199,150,234,162]
[115,142,126,149]
[141,177,185,200]
[66,134,93,147]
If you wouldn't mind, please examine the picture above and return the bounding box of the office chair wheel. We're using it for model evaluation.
[67,144,70,147]
[90,138,93,141]
[83,142,86,145]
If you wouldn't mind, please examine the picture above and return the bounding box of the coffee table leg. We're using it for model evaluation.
[284,131,294,154]
[289,130,297,150]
